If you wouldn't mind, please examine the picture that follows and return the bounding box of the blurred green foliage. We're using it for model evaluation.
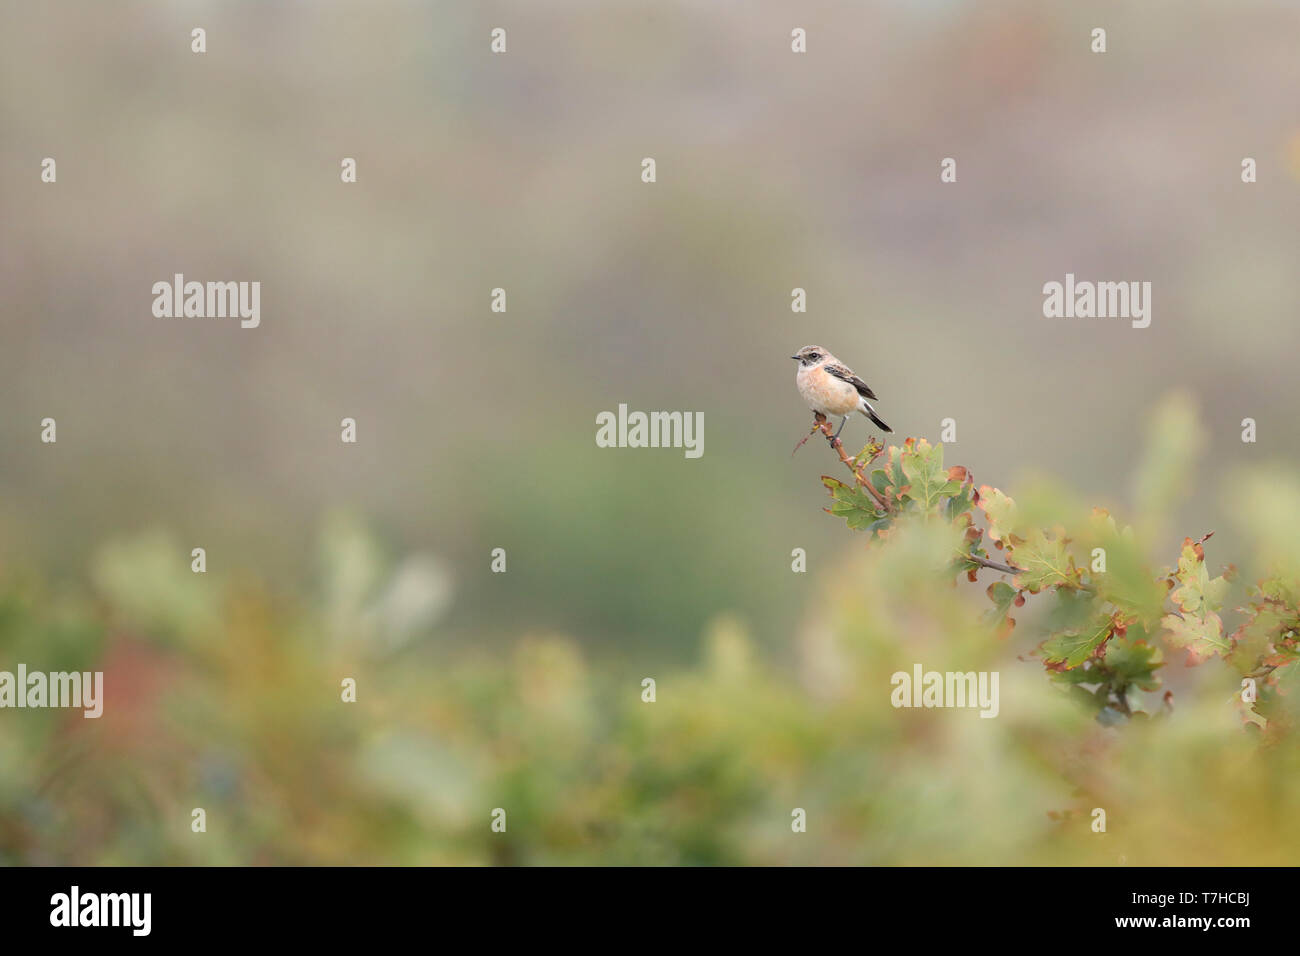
[2,393,1298,865]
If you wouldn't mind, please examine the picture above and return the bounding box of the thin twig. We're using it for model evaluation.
[968,554,1025,575]
[791,421,821,457]
[816,417,890,511]
[1112,684,1132,716]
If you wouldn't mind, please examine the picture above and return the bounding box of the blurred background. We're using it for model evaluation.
[1,0,1298,864]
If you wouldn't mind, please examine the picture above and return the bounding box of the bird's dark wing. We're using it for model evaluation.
[824,363,878,401]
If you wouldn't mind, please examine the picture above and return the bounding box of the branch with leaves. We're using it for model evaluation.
[809,428,1300,732]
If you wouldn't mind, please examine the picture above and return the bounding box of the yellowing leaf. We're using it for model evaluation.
[1012,528,1080,594]
[977,487,1019,545]
[1161,536,1232,662]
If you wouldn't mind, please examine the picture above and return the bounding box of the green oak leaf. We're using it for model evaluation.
[1087,508,1167,624]
[820,476,883,531]
[899,439,961,515]
[1229,594,1299,674]
[1012,528,1080,593]
[982,580,1018,633]
[1103,635,1164,691]
[1042,615,1113,668]
[1256,649,1300,733]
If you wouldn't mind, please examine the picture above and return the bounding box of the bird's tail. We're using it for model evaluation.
[862,402,893,433]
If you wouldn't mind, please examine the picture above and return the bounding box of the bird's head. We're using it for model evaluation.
[791,345,829,367]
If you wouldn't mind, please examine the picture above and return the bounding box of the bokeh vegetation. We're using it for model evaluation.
[3,1,1299,866]
[3,394,1297,865]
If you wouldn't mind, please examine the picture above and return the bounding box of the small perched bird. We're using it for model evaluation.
[792,345,893,439]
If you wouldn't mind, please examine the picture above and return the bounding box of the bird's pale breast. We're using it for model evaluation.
[798,364,859,416]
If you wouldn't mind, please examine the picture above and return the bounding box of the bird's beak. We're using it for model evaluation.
[790,354,800,360]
